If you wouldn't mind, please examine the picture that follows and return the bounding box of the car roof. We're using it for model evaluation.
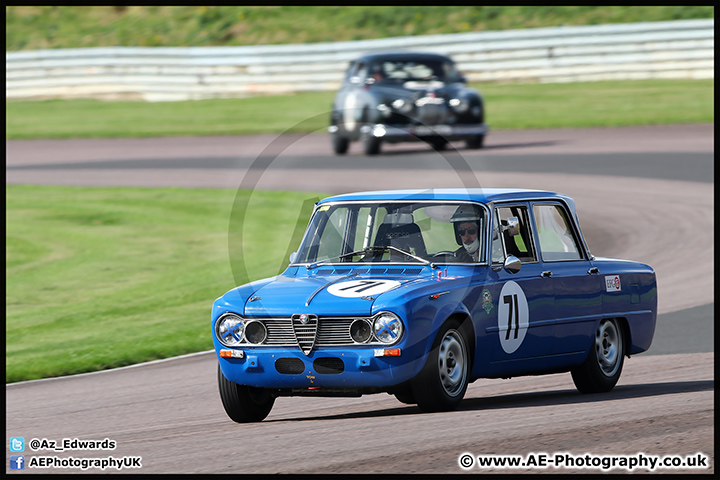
[355,51,453,63]
[317,188,575,206]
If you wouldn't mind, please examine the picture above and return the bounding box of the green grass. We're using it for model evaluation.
[5,6,714,51]
[5,79,714,139]
[5,185,327,382]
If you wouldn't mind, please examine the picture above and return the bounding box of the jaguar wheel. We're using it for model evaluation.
[465,134,485,149]
[331,130,349,155]
[362,127,382,155]
[217,365,275,423]
[427,137,448,151]
[571,318,625,394]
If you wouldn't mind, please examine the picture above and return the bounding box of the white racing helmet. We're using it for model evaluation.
[450,204,483,247]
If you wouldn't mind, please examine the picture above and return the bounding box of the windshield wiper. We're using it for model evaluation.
[307,245,431,270]
[306,247,372,270]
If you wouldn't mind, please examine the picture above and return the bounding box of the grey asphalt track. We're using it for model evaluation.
[5,124,714,473]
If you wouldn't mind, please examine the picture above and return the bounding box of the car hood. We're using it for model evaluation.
[242,272,432,317]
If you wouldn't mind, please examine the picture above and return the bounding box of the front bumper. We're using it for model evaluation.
[341,123,489,142]
[216,345,424,390]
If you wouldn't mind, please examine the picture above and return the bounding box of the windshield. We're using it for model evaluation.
[294,201,487,265]
[370,58,461,84]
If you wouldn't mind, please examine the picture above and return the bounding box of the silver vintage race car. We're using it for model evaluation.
[329,51,488,155]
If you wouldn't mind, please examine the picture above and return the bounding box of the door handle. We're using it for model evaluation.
[541,271,553,278]
[588,267,599,275]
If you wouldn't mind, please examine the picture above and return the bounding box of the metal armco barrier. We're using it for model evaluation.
[5,19,714,102]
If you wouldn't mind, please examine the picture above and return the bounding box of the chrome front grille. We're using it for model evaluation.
[258,317,356,353]
[292,314,318,355]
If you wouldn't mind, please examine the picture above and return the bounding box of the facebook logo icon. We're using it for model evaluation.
[10,455,25,470]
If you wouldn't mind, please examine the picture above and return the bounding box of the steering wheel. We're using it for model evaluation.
[431,251,457,259]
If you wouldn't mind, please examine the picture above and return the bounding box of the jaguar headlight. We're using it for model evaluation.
[449,98,469,114]
[392,99,413,114]
[372,312,403,344]
[376,103,392,118]
[216,313,245,347]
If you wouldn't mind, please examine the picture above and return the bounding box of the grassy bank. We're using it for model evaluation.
[6,185,327,382]
[6,79,714,139]
[6,6,713,51]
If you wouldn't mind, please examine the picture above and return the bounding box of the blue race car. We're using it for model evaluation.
[213,189,657,422]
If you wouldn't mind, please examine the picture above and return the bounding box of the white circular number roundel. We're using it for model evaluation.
[327,279,400,298]
[497,281,529,354]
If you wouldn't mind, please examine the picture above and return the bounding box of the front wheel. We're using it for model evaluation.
[571,318,625,393]
[412,320,469,412]
[362,130,381,155]
[331,130,349,155]
[427,137,448,151]
[466,134,485,149]
[218,365,275,423]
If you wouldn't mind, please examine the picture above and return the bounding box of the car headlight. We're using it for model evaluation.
[376,103,392,118]
[350,318,372,343]
[244,320,268,344]
[372,312,403,344]
[449,98,469,114]
[216,313,245,347]
[392,99,413,114]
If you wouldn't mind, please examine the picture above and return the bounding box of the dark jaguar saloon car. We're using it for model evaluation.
[329,52,488,155]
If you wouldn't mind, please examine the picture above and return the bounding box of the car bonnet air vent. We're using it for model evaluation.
[313,267,422,276]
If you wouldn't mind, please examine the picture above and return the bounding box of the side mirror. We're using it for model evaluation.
[504,255,521,274]
[289,252,297,264]
[504,217,520,236]
[350,76,362,85]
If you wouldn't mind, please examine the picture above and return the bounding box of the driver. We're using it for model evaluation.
[370,63,385,82]
[450,205,482,262]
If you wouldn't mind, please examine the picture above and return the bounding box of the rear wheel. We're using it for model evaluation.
[218,365,275,423]
[571,318,625,393]
[412,320,469,412]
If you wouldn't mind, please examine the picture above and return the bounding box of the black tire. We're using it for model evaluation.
[411,319,469,412]
[331,131,349,155]
[571,318,625,394]
[466,134,485,149]
[362,128,381,155]
[393,387,416,405]
[427,137,448,151]
[217,365,275,423]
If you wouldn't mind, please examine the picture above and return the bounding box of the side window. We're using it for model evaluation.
[343,62,355,82]
[533,204,583,261]
[493,205,537,263]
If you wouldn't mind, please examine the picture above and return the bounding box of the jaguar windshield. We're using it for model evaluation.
[293,202,487,265]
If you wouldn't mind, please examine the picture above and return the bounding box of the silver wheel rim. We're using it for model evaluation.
[437,329,467,397]
[596,319,621,377]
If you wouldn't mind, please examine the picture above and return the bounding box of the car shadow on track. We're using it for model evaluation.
[264,380,713,423]
[351,140,562,157]
[457,379,714,412]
